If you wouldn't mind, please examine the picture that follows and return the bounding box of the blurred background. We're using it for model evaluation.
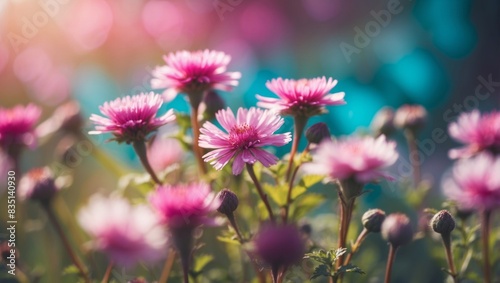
[0,0,499,282]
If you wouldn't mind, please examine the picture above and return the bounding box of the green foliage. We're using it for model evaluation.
[305,248,365,280]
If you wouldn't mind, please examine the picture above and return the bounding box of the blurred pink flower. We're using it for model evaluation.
[257,77,345,117]
[0,42,9,74]
[148,182,220,228]
[147,136,183,173]
[89,92,175,143]
[199,107,292,175]
[448,110,500,159]
[13,47,52,83]
[151,50,241,102]
[0,104,41,156]
[78,194,167,268]
[443,153,500,211]
[254,225,305,273]
[307,135,398,183]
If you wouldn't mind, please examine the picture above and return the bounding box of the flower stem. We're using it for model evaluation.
[441,233,459,283]
[42,203,90,283]
[159,250,176,283]
[227,212,244,241]
[404,130,421,186]
[246,164,275,223]
[283,144,310,223]
[132,141,162,185]
[384,245,398,283]
[285,116,308,181]
[101,261,113,283]
[336,194,355,270]
[481,210,492,283]
[189,103,207,175]
[344,228,370,265]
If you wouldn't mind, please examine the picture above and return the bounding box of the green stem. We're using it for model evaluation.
[189,102,207,175]
[285,116,308,181]
[132,141,162,185]
[384,245,398,283]
[481,210,492,283]
[42,203,90,283]
[344,228,370,265]
[101,261,113,283]
[246,164,275,222]
[283,145,310,223]
[441,233,459,283]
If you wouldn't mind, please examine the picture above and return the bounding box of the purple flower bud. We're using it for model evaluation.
[200,91,226,121]
[381,213,413,247]
[305,122,331,144]
[394,104,427,131]
[362,209,386,233]
[254,225,305,270]
[370,107,395,137]
[430,210,455,235]
[216,189,239,216]
[19,167,60,204]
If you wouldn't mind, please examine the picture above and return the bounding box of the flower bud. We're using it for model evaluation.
[254,225,305,270]
[430,210,455,235]
[216,189,239,216]
[362,209,386,233]
[370,107,395,137]
[200,91,225,121]
[381,213,413,247]
[19,167,60,204]
[394,104,427,131]
[305,122,331,144]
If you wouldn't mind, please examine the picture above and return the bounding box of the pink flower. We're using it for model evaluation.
[89,92,175,143]
[149,182,220,228]
[78,194,167,268]
[256,77,345,117]
[151,50,241,102]
[254,225,305,271]
[199,107,292,175]
[307,135,398,183]
[443,153,500,211]
[448,110,500,159]
[147,136,183,173]
[0,104,41,156]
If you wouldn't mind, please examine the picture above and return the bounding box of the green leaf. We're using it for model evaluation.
[193,254,214,273]
[336,264,365,276]
[299,174,324,188]
[217,236,241,246]
[311,264,331,279]
[290,193,325,220]
[264,183,289,206]
[62,265,79,276]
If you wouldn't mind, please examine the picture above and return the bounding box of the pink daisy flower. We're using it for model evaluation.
[148,182,220,228]
[0,104,41,156]
[448,110,500,159]
[89,92,175,143]
[199,107,292,175]
[151,49,241,102]
[256,77,345,117]
[307,135,398,183]
[443,153,500,211]
[78,194,167,268]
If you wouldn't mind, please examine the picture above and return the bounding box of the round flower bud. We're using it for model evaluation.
[19,167,60,204]
[254,224,305,270]
[200,91,225,121]
[216,189,239,215]
[362,209,386,233]
[381,213,413,247]
[305,122,331,144]
[430,210,455,235]
[370,107,395,137]
[394,104,427,131]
